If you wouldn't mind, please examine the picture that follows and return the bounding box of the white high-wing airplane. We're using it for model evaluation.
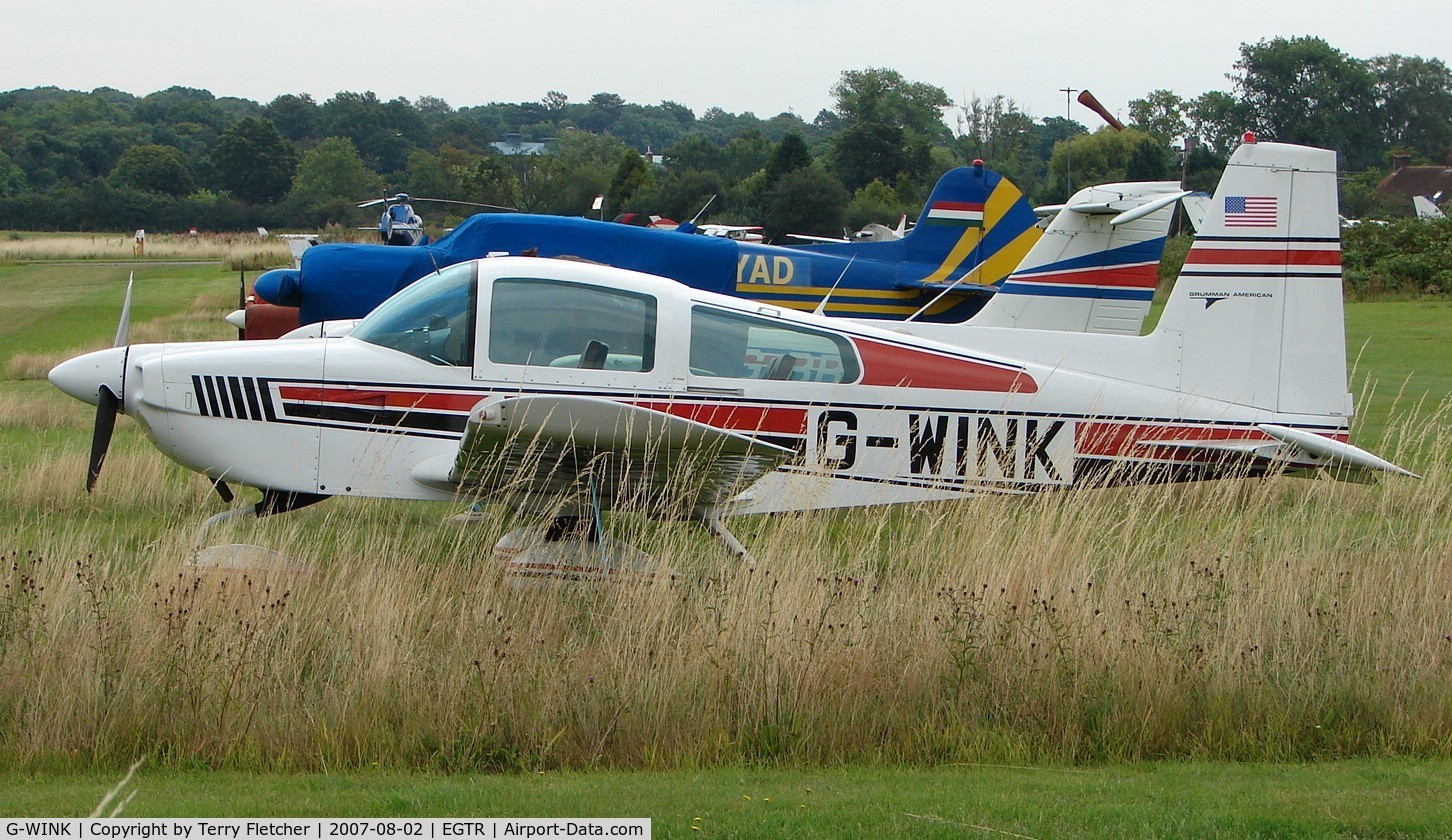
[51,140,1415,566]
[697,224,765,242]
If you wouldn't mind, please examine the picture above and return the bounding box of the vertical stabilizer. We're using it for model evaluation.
[972,181,1183,334]
[1413,195,1445,220]
[1156,141,1347,417]
[899,162,1042,288]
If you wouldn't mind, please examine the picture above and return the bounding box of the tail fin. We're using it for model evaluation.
[1156,140,1348,417]
[1413,195,1445,220]
[899,162,1042,288]
[971,181,1184,334]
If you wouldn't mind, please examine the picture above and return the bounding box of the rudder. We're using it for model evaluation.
[1156,140,1347,417]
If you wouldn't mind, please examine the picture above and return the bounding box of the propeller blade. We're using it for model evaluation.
[86,386,119,492]
[113,274,133,347]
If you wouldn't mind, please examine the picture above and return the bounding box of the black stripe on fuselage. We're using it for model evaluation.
[283,401,470,434]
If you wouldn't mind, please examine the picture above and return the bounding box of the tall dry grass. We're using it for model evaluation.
[1,403,1448,772]
[1,232,294,268]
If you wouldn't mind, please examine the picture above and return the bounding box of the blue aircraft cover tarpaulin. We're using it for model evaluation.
[295,214,741,324]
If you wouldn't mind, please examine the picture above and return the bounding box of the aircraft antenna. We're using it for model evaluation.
[1060,86,1079,199]
[904,258,987,323]
[688,195,718,225]
[427,250,444,276]
[812,255,855,317]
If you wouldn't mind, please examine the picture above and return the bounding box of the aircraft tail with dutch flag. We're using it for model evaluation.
[790,160,1044,300]
[896,160,1044,290]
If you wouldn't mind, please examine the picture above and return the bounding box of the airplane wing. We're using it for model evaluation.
[420,394,797,519]
[785,233,849,244]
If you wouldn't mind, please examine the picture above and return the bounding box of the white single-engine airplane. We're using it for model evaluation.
[51,140,1415,565]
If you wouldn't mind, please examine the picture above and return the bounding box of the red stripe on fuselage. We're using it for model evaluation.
[1012,263,1159,288]
[1077,421,1349,458]
[852,338,1037,393]
[1183,248,1341,266]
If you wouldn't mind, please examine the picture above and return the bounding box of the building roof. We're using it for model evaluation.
[1375,154,1452,208]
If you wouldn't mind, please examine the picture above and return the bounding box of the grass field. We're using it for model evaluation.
[4,760,1451,835]
[1,261,1449,828]
[0,230,293,266]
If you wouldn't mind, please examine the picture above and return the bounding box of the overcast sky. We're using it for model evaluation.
[5,0,1448,131]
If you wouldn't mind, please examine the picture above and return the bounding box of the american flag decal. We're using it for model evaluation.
[1224,195,1277,227]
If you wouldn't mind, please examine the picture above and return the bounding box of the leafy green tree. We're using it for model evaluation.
[665,133,723,172]
[763,132,813,190]
[1036,116,1087,161]
[760,165,849,242]
[830,68,951,190]
[1045,128,1161,199]
[109,144,195,196]
[10,133,86,190]
[606,150,654,213]
[833,68,951,139]
[501,129,629,214]
[658,100,695,126]
[0,148,27,197]
[1182,143,1227,193]
[626,168,725,222]
[399,149,451,201]
[318,91,418,175]
[955,95,1046,198]
[719,129,773,181]
[843,179,910,231]
[1128,90,1189,143]
[458,155,522,210]
[288,137,381,218]
[1370,54,1452,159]
[209,117,296,204]
[833,119,908,192]
[1232,36,1381,168]
[579,92,626,134]
[134,86,228,134]
[68,122,147,180]
[1124,135,1172,180]
[264,94,318,142]
[1186,91,1248,157]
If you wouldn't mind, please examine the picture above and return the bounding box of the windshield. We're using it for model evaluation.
[350,262,476,365]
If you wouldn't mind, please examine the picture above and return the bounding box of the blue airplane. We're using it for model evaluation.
[242,162,1046,338]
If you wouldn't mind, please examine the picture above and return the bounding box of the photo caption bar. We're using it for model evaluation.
[1,820,649,840]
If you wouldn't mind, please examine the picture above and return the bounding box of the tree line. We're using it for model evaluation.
[1,36,1448,239]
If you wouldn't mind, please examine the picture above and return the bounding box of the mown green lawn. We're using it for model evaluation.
[1344,298,1452,443]
[4,761,1450,836]
[0,262,238,362]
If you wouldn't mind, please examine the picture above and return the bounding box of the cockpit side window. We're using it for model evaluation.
[350,262,477,366]
[689,306,860,382]
[489,278,657,372]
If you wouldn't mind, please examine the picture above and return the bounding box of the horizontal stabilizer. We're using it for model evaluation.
[1135,425,1418,480]
[1257,424,1419,478]
[1109,191,1191,226]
